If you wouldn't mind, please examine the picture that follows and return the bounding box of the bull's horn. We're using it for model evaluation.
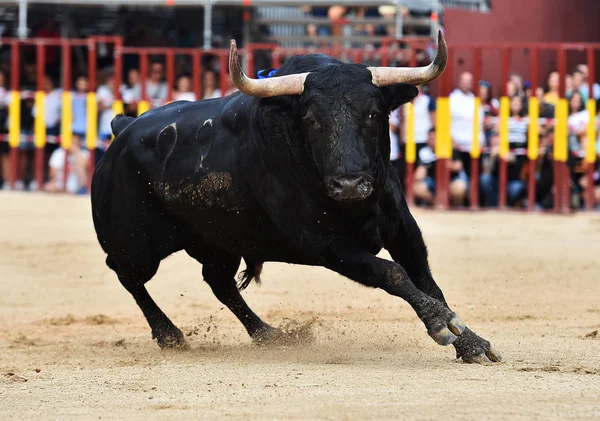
[229,39,309,98]
[367,30,448,87]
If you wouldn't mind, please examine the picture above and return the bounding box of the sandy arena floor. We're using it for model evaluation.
[0,192,599,420]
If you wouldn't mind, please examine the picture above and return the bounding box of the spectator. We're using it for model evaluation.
[413,128,468,207]
[509,72,524,96]
[565,74,574,99]
[44,137,89,195]
[97,71,116,163]
[543,71,560,106]
[146,62,168,108]
[404,85,435,156]
[567,91,588,156]
[535,86,555,119]
[567,91,589,207]
[173,75,196,101]
[121,68,141,117]
[32,75,62,184]
[0,70,9,189]
[479,95,528,207]
[523,81,533,98]
[479,80,499,146]
[576,64,600,101]
[302,6,331,37]
[71,76,88,145]
[203,70,221,99]
[450,71,484,182]
[535,127,555,209]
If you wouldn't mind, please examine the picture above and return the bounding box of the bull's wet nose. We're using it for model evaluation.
[327,175,373,201]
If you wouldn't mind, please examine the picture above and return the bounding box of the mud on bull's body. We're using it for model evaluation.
[91,31,501,364]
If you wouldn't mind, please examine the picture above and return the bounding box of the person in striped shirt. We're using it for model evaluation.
[480,96,528,207]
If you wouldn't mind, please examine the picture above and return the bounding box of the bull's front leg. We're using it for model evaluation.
[319,241,466,347]
[378,169,502,364]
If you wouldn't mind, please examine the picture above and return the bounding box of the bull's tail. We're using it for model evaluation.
[237,259,263,290]
[111,114,135,137]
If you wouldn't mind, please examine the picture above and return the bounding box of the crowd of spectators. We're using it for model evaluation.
[0,56,239,193]
[0,49,599,210]
[390,65,600,210]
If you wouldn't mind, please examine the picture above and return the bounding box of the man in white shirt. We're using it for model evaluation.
[404,85,435,156]
[449,71,484,180]
[32,75,62,137]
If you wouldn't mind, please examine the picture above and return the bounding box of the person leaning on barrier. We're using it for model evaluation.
[413,127,469,207]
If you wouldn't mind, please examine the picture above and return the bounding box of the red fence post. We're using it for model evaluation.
[192,51,201,100]
[166,50,175,102]
[585,47,596,211]
[219,53,228,97]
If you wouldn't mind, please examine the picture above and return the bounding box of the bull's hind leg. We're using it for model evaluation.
[186,248,277,342]
[379,169,501,363]
[108,257,186,349]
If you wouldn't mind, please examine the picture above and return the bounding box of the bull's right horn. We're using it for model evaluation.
[229,39,309,98]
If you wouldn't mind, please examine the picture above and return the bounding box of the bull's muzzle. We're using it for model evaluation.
[326,174,373,202]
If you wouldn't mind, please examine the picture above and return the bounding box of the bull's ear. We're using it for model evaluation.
[381,84,419,112]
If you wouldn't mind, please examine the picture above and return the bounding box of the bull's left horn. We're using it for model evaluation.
[229,39,309,98]
[367,30,448,87]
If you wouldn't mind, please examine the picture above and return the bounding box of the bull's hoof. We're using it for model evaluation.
[154,327,187,349]
[251,325,282,345]
[424,308,466,346]
[453,327,502,364]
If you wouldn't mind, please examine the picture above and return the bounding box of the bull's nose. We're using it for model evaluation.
[327,175,373,201]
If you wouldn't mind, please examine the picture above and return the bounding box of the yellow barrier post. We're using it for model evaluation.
[86,92,98,151]
[435,97,451,159]
[34,91,46,149]
[405,102,416,204]
[498,96,510,209]
[471,97,481,159]
[137,100,150,116]
[554,99,569,163]
[435,96,451,209]
[61,91,73,150]
[586,99,597,165]
[405,102,416,164]
[8,91,21,149]
[7,91,21,189]
[527,97,540,161]
[498,97,510,159]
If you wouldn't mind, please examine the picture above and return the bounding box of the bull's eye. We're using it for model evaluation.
[303,113,320,129]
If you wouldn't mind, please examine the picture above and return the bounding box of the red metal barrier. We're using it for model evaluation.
[2,36,121,193]
[2,36,599,213]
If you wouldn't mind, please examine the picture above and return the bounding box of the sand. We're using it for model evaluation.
[1,192,599,420]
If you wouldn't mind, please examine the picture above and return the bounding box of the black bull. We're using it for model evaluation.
[91,32,501,364]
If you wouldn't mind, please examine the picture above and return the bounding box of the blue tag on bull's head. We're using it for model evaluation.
[256,68,278,79]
